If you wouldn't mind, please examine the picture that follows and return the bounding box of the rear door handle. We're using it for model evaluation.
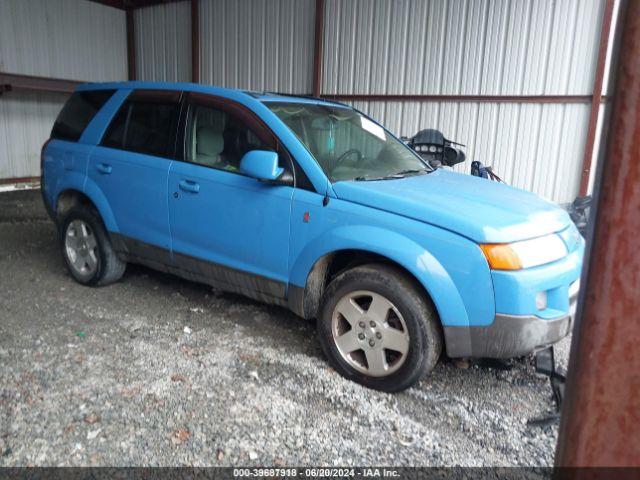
[96,163,112,174]
[179,179,200,193]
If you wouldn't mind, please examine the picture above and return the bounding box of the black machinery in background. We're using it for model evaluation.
[406,128,504,182]
[529,346,567,427]
[565,195,592,237]
[406,128,466,169]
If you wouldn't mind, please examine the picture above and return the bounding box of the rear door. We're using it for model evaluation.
[167,93,294,300]
[88,90,181,260]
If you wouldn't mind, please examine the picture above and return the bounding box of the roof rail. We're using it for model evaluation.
[259,91,353,108]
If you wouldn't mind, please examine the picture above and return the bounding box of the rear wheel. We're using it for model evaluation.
[60,206,126,286]
[317,264,442,392]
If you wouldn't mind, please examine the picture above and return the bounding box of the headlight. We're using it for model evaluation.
[480,234,568,270]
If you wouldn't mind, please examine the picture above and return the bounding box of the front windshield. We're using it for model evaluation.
[266,102,431,181]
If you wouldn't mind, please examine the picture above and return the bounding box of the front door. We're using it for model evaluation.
[168,94,293,301]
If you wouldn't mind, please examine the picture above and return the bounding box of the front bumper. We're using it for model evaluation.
[444,280,579,358]
[444,312,572,358]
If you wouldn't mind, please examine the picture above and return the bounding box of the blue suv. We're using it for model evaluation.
[41,82,583,392]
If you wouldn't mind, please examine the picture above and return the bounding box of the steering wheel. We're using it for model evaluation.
[335,148,363,167]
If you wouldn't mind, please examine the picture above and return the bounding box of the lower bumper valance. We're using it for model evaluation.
[444,313,572,359]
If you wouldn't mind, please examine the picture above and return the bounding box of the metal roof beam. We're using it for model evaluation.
[87,0,187,10]
[0,72,81,94]
[321,94,601,104]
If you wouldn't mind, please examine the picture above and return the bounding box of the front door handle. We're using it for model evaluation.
[96,163,112,174]
[179,179,200,193]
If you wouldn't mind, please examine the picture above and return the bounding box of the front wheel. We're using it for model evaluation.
[317,264,442,392]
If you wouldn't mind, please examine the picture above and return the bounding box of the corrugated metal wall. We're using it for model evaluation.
[135,2,192,81]
[324,0,605,203]
[0,0,127,181]
[198,0,315,93]
[0,92,70,180]
[0,0,126,81]
[323,0,603,96]
[133,0,316,92]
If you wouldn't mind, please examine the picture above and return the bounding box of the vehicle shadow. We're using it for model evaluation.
[121,263,541,392]
[121,262,322,359]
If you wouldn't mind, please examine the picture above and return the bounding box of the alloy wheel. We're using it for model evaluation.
[65,219,99,277]
[331,290,410,377]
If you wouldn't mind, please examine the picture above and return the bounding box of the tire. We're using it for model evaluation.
[317,263,442,392]
[59,206,126,286]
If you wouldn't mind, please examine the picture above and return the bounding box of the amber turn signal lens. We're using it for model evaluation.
[480,244,523,270]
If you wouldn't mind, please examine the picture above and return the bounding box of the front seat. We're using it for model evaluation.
[195,126,224,167]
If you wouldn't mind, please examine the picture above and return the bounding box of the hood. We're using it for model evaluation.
[331,169,571,243]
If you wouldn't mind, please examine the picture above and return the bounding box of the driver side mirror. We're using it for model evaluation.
[240,150,290,185]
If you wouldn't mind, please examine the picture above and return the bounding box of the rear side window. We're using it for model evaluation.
[51,90,115,141]
[102,90,181,158]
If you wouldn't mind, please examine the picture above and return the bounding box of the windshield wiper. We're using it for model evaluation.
[392,168,429,177]
[353,169,430,181]
[353,174,401,181]
[354,175,385,181]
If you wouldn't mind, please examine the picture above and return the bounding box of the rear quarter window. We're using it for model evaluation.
[51,90,115,141]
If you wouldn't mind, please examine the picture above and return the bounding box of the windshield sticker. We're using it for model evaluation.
[360,116,386,141]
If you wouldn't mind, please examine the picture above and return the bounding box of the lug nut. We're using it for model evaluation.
[369,339,375,347]
[370,321,376,327]
[358,333,365,340]
[359,321,366,328]
[376,332,382,339]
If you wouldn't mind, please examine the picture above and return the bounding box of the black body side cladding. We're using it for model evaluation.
[287,284,306,318]
[111,233,287,307]
[286,254,332,319]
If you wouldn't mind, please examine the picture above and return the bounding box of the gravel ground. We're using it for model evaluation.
[0,189,571,467]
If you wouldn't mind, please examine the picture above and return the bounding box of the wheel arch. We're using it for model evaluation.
[56,189,93,219]
[287,227,469,327]
[55,182,119,233]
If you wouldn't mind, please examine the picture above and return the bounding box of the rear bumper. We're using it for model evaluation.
[444,280,579,358]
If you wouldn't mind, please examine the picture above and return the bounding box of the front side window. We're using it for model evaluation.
[185,104,270,173]
[102,94,180,158]
[51,90,115,141]
[266,102,430,182]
